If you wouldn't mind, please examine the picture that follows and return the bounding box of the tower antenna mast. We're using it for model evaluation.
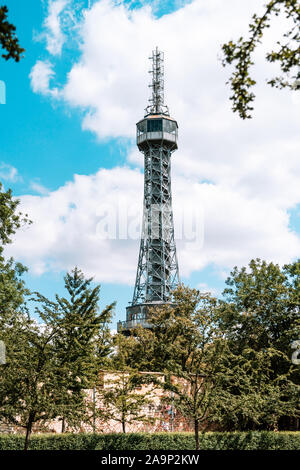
[146,46,169,116]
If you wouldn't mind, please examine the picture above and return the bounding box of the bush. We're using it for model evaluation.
[94,432,300,450]
[0,433,102,450]
[0,431,300,450]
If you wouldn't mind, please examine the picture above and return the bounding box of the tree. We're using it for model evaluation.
[0,182,31,319]
[34,267,115,434]
[0,268,115,449]
[0,182,30,247]
[97,370,155,433]
[0,184,35,448]
[222,0,300,119]
[98,333,156,433]
[219,259,300,360]
[211,346,299,431]
[0,316,60,450]
[127,277,300,440]
[0,254,29,322]
[0,5,25,62]
[131,285,230,449]
[217,258,300,430]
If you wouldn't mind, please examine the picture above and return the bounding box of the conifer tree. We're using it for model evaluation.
[0,268,114,449]
[35,267,115,433]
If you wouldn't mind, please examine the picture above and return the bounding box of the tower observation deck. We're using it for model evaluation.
[117,48,180,334]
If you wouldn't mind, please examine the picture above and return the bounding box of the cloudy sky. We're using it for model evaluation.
[1,0,300,327]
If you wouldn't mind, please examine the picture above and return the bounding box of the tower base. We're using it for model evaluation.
[117,302,168,335]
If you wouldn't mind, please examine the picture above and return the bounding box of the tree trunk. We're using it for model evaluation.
[194,418,199,451]
[122,418,126,433]
[61,417,65,433]
[24,416,34,451]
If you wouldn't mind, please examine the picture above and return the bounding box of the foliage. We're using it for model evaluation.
[0,253,29,321]
[0,181,31,318]
[219,259,300,353]
[0,182,30,247]
[0,5,25,61]
[94,431,300,450]
[0,183,33,447]
[33,267,115,433]
[0,268,115,449]
[97,370,155,433]
[211,347,300,431]
[118,269,300,436]
[222,0,300,118]
[1,431,300,450]
[0,181,31,328]
[217,258,300,430]
[127,285,231,449]
[0,315,61,450]
[98,333,157,433]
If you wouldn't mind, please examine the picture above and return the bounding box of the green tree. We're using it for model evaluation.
[131,285,230,449]
[0,182,30,321]
[0,254,29,322]
[0,316,60,450]
[218,258,300,430]
[219,259,300,360]
[99,333,156,433]
[34,267,115,433]
[97,370,155,433]
[0,5,25,61]
[212,346,299,431]
[0,268,114,449]
[0,183,33,448]
[222,0,300,119]
[127,278,300,439]
[0,182,30,247]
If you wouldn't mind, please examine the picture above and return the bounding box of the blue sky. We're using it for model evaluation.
[1,0,299,329]
[1,0,198,327]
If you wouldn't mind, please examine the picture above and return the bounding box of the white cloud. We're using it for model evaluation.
[44,0,70,56]
[29,60,59,97]
[30,181,50,195]
[6,167,143,282]
[6,166,300,284]
[23,0,300,283]
[197,283,219,297]
[0,163,19,182]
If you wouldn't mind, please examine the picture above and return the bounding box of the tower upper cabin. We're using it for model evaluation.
[136,47,178,152]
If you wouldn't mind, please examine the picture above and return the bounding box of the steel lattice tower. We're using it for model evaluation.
[118,47,179,333]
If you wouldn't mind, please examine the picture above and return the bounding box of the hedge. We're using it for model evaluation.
[0,431,300,450]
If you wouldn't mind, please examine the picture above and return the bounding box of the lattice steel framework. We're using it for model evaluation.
[132,142,179,304]
[118,47,179,333]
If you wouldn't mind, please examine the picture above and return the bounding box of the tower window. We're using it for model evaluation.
[163,119,177,134]
[147,119,162,132]
[137,120,147,136]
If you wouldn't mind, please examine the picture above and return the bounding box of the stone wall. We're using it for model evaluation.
[0,371,194,434]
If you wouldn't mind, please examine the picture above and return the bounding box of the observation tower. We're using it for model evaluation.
[117,48,180,333]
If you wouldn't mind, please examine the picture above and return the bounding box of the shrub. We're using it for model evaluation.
[0,431,300,450]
